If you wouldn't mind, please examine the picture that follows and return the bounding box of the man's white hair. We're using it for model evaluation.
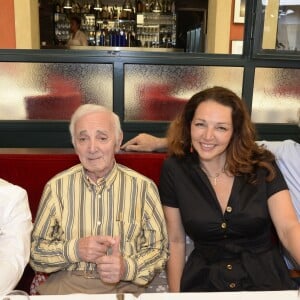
[69,104,122,145]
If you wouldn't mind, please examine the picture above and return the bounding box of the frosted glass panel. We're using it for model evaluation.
[124,65,244,121]
[0,63,113,120]
[252,68,300,124]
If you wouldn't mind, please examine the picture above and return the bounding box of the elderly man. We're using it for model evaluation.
[0,179,32,296]
[30,104,168,295]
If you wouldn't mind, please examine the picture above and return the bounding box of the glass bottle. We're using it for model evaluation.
[166,0,171,13]
[102,5,108,19]
[144,0,150,12]
[55,1,61,13]
[136,0,143,13]
[113,5,119,19]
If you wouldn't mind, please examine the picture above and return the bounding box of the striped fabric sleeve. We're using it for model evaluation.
[121,181,169,285]
[30,181,80,273]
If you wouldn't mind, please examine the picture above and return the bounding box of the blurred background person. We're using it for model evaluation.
[67,16,88,47]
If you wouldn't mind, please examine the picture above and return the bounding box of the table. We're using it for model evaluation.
[2,291,299,300]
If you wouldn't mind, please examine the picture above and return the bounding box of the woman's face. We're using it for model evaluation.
[190,100,233,162]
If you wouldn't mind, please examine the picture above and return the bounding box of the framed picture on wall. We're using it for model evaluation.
[234,0,245,23]
[231,40,243,54]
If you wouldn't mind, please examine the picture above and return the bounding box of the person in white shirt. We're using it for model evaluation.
[257,140,300,282]
[0,179,32,296]
[67,16,88,47]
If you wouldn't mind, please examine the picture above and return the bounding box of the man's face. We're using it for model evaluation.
[74,111,122,181]
[70,20,79,33]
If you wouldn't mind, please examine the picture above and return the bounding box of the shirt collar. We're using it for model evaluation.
[81,161,118,189]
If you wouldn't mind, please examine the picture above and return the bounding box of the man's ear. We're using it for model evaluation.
[115,131,123,153]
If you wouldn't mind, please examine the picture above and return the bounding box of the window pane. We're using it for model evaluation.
[261,1,300,52]
[0,62,113,120]
[252,67,300,123]
[124,64,244,121]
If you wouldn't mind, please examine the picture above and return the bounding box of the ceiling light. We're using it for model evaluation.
[63,0,72,9]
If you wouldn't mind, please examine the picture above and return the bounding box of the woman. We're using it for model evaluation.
[159,86,300,292]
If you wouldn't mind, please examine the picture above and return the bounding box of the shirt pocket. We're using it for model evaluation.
[116,220,143,256]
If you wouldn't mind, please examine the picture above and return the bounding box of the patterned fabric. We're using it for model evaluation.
[30,162,168,286]
[30,237,194,294]
[30,272,48,295]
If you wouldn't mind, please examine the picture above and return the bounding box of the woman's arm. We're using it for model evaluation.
[163,205,186,292]
[268,189,300,264]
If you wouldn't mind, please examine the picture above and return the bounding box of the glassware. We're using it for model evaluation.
[2,290,30,300]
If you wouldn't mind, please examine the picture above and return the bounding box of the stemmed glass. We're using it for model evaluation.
[2,290,30,300]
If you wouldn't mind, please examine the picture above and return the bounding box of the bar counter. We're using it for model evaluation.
[69,46,185,52]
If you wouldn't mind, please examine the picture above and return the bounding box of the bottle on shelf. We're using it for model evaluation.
[101,5,109,19]
[55,1,61,13]
[136,0,144,13]
[171,1,175,14]
[113,5,119,19]
[166,0,171,13]
[144,0,150,12]
[161,0,167,13]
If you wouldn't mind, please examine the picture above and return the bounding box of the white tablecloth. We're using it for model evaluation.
[2,291,299,300]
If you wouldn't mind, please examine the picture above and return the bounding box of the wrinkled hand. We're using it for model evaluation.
[77,235,116,263]
[96,237,125,284]
[121,133,167,152]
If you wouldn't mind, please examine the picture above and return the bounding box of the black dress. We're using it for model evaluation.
[159,155,297,292]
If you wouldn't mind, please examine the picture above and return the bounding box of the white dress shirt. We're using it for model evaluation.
[67,30,88,47]
[0,179,32,296]
[258,140,300,269]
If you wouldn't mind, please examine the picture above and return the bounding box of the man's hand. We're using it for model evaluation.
[121,133,167,152]
[96,237,125,283]
[77,235,116,263]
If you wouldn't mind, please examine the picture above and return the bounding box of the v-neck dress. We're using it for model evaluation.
[159,155,297,292]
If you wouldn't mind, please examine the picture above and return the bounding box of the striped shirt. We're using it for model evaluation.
[30,162,169,286]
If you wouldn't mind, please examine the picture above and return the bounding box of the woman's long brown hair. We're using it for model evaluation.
[167,86,276,183]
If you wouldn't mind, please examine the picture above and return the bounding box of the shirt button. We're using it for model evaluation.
[226,206,232,213]
[221,222,227,229]
[226,264,232,270]
[229,282,236,288]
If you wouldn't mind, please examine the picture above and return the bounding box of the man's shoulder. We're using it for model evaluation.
[116,163,156,185]
[0,178,27,205]
[0,178,26,194]
[47,164,83,183]
[258,140,299,157]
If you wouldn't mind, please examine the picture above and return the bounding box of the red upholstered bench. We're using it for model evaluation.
[0,149,167,294]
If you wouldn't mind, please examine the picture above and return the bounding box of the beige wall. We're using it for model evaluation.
[206,0,232,53]
[14,0,40,49]
[262,0,279,49]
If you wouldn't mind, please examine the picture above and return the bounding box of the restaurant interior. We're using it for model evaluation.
[0,0,299,297]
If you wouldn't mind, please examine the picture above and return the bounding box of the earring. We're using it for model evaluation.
[190,144,193,153]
